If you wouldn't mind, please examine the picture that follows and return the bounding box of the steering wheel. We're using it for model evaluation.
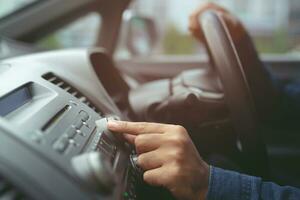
[200,11,279,178]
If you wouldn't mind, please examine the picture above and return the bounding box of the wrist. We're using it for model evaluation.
[198,164,210,200]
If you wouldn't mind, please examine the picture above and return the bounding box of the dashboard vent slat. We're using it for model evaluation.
[64,86,71,92]
[42,73,103,116]
[48,77,57,82]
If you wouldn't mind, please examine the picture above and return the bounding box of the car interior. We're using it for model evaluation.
[0,0,300,199]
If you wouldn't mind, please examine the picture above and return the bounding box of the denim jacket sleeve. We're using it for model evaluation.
[206,166,300,200]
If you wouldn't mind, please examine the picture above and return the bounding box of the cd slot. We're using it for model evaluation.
[42,105,71,132]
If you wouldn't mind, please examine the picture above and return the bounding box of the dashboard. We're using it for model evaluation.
[0,48,145,200]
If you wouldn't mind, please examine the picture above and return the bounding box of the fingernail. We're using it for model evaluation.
[107,120,120,129]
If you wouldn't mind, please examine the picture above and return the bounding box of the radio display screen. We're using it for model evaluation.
[0,86,32,116]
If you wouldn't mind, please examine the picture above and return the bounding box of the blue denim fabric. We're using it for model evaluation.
[206,167,300,200]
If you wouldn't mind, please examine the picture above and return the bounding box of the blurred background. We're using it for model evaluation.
[1,0,300,56]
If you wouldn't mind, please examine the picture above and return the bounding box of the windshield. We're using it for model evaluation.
[0,0,39,19]
[117,0,300,56]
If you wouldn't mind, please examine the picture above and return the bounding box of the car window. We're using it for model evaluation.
[37,13,101,49]
[0,0,39,19]
[117,0,300,57]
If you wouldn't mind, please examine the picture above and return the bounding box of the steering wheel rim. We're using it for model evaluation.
[200,11,274,178]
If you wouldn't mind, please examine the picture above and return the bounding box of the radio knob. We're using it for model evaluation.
[95,117,121,142]
[71,152,116,194]
[130,154,144,182]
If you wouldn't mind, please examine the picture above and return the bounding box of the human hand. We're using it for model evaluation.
[188,2,244,43]
[108,121,209,200]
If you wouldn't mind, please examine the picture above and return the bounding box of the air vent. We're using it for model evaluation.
[42,73,102,116]
[0,175,31,200]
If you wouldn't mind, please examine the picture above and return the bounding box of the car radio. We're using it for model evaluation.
[0,49,175,200]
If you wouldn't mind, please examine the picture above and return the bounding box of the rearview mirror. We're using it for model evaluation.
[124,13,158,57]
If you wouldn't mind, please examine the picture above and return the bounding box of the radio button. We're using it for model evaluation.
[53,137,69,153]
[82,121,90,128]
[79,110,90,122]
[69,139,77,147]
[66,127,77,138]
[73,118,83,129]
[74,129,86,137]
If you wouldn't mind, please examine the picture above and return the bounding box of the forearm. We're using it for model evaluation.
[206,166,300,200]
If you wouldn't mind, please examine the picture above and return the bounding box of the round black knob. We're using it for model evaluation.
[130,154,144,182]
[71,152,116,194]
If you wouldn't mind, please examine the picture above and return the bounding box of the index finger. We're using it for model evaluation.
[107,121,168,135]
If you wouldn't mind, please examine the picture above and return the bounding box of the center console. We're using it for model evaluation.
[0,49,174,200]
